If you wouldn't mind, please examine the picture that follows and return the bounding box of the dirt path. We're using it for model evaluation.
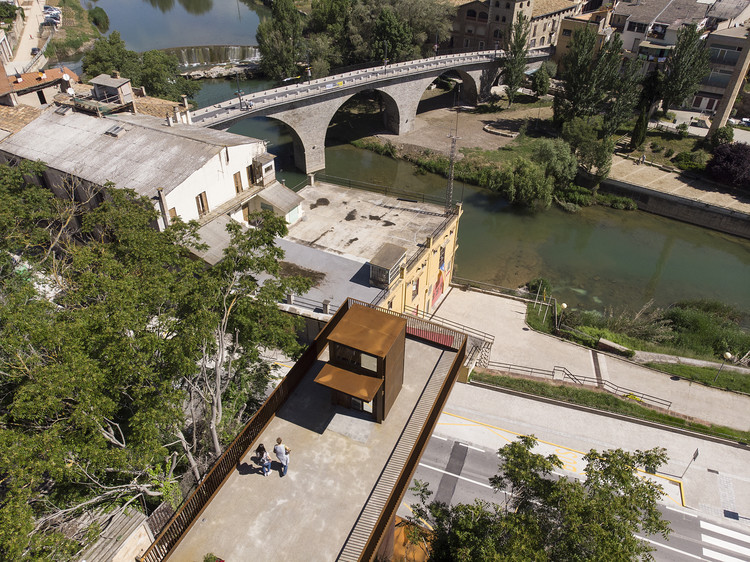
[376,104,554,158]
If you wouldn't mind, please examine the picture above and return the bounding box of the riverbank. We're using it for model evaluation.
[369,99,750,238]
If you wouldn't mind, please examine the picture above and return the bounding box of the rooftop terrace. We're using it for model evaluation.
[152,301,465,561]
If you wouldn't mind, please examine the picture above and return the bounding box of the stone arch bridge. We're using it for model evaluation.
[192,49,550,173]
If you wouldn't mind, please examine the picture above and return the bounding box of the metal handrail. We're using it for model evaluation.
[315,173,447,206]
[137,298,468,561]
[404,305,494,345]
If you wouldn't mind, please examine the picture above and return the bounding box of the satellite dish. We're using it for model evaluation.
[62,73,70,81]
[66,88,75,96]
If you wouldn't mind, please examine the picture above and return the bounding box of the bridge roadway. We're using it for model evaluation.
[190,48,550,172]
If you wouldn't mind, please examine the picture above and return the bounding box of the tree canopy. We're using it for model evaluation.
[82,31,200,102]
[410,435,670,561]
[257,0,456,81]
[659,24,710,112]
[0,161,310,558]
[502,13,530,107]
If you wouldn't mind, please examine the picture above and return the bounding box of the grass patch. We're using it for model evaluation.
[472,371,750,442]
[473,94,553,114]
[46,0,100,60]
[646,362,750,394]
[525,302,556,333]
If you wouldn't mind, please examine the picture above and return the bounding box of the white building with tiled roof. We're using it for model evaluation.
[0,107,302,263]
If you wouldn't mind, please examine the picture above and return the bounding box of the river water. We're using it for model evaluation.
[91,4,750,314]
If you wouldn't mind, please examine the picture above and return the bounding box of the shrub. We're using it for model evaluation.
[707,142,750,190]
[707,125,734,151]
[664,148,674,158]
[650,142,663,153]
[88,6,109,33]
[676,122,689,139]
[674,151,707,171]
[527,277,552,297]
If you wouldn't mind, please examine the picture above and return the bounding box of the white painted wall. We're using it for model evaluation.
[162,142,265,228]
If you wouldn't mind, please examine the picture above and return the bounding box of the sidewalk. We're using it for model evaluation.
[432,286,750,431]
[4,0,48,75]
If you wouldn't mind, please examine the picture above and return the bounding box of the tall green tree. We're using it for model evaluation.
[555,30,634,125]
[502,12,530,107]
[563,116,616,181]
[257,0,304,80]
[0,162,310,557]
[660,24,710,112]
[372,6,413,63]
[82,31,200,102]
[603,57,643,137]
[532,61,550,98]
[533,138,578,190]
[410,435,670,561]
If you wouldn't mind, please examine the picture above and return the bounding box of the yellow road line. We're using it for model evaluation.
[440,410,686,507]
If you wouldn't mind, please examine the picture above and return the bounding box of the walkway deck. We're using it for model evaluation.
[168,339,456,561]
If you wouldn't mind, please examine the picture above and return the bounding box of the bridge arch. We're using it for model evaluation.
[269,88,404,173]
[196,51,549,172]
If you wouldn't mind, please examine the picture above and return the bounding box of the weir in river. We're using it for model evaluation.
[161,45,259,66]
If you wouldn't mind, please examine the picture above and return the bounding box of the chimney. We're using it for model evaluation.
[182,94,189,109]
[173,105,180,123]
[165,111,172,127]
[111,71,120,79]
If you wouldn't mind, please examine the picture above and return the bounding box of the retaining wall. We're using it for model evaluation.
[599,178,750,240]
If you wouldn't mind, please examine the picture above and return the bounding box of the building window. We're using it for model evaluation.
[464,38,470,47]
[530,38,536,47]
[495,15,500,21]
[466,27,473,34]
[506,2,510,7]
[502,16,506,22]
[479,41,485,48]
[233,171,242,194]
[495,0,500,6]
[439,245,446,269]
[168,208,177,220]
[388,299,393,310]
[562,29,572,36]
[247,164,256,185]
[411,278,419,300]
[494,29,501,38]
[467,9,477,18]
[196,192,209,217]
[260,202,274,212]
[479,11,488,21]
[540,37,545,45]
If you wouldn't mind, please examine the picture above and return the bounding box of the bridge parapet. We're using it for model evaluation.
[190,48,551,173]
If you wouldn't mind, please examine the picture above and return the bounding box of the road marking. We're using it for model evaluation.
[703,547,747,562]
[418,462,494,490]
[636,535,704,560]
[700,521,750,545]
[459,442,484,453]
[400,502,433,531]
[665,505,698,518]
[441,411,686,506]
[702,535,750,557]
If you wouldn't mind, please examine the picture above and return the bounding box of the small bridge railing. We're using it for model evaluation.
[482,362,672,410]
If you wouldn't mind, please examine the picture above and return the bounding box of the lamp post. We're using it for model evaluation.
[383,40,389,70]
[713,351,733,383]
[434,32,439,57]
[235,71,243,110]
[557,302,567,330]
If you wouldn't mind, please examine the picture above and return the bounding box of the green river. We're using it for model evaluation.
[83,0,750,314]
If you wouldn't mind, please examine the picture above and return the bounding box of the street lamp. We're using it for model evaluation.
[434,32,439,57]
[713,351,733,383]
[383,40,389,69]
[235,71,244,110]
[557,302,567,330]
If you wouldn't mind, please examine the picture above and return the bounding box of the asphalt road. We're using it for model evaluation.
[396,384,750,562]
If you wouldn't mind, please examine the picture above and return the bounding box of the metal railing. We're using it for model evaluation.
[482,362,672,410]
[403,211,459,273]
[359,323,466,561]
[137,298,467,562]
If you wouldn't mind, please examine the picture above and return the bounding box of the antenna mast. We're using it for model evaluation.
[446,88,461,212]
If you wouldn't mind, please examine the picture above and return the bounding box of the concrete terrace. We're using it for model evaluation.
[278,182,450,307]
[168,337,456,561]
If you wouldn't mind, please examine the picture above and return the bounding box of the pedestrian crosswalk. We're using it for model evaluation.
[701,520,750,562]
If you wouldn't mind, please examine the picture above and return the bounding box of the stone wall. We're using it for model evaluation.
[599,178,750,240]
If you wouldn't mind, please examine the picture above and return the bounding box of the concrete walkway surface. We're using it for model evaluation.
[4,0,48,74]
[432,287,750,432]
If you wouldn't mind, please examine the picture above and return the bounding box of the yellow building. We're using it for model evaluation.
[554,7,614,66]
[279,181,462,319]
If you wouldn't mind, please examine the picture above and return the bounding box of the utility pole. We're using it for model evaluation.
[446,84,461,211]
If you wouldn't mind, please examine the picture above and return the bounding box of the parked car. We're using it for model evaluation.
[41,17,59,27]
[45,11,61,19]
[31,47,40,55]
